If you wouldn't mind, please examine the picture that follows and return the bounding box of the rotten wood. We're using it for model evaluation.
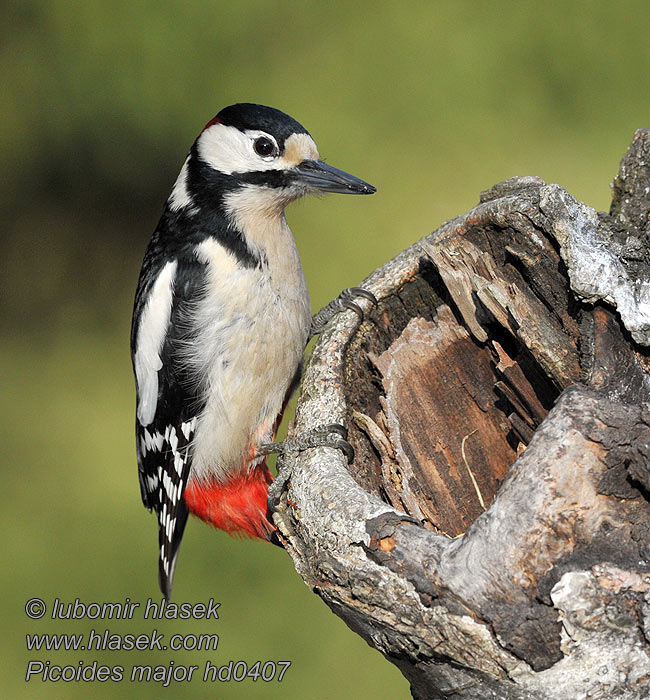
[269,131,650,699]
[369,307,514,536]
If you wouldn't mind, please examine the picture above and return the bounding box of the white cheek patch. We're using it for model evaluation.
[198,124,272,174]
[196,124,319,174]
[135,260,177,426]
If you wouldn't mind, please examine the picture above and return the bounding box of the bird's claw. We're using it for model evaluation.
[267,464,292,516]
[265,422,353,533]
[346,287,378,305]
[339,288,378,322]
[258,424,354,464]
[310,287,377,337]
[331,436,354,463]
[324,423,348,440]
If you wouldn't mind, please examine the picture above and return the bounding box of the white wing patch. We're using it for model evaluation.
[135,260,178,426]
[181,417,197,440]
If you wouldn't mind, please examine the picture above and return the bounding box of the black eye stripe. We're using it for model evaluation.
[253,137,276,157]
[238,169,292,188]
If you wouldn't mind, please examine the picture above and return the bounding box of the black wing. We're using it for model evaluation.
[131,241,207,599]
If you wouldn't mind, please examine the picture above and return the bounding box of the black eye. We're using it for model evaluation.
[254,136,276,157]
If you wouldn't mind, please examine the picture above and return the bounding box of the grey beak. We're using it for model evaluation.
[293,160,376,195]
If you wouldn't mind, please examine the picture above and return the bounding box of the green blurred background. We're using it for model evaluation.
[3,1,649,698]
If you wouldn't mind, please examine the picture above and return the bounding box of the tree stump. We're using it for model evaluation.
[269,130,650,699]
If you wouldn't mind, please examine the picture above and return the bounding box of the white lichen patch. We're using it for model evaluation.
[541,184,650,346]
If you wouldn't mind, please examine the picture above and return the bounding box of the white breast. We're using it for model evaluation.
[187,218,311,483]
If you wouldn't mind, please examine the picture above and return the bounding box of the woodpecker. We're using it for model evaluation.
[131,103,376,598]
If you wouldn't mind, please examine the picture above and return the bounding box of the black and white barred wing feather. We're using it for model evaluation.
[131,250,206,599]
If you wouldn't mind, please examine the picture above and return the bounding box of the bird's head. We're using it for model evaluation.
[169,103,376,219]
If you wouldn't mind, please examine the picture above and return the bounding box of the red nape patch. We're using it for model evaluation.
[184,466,275,540]
[199,116,221,135]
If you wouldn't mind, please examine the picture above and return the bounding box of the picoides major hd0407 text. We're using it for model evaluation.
[131,104,376,598]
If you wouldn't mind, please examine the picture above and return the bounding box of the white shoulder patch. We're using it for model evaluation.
[135,260,178,426]
[168,157,194,212]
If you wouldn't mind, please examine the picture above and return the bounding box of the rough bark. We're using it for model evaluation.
[269,130,650,699]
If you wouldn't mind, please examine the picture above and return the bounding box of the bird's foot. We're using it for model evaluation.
[267,463,292,516]
[310,287,377,338]
[264,424,353,517]
[258,423,354,463]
